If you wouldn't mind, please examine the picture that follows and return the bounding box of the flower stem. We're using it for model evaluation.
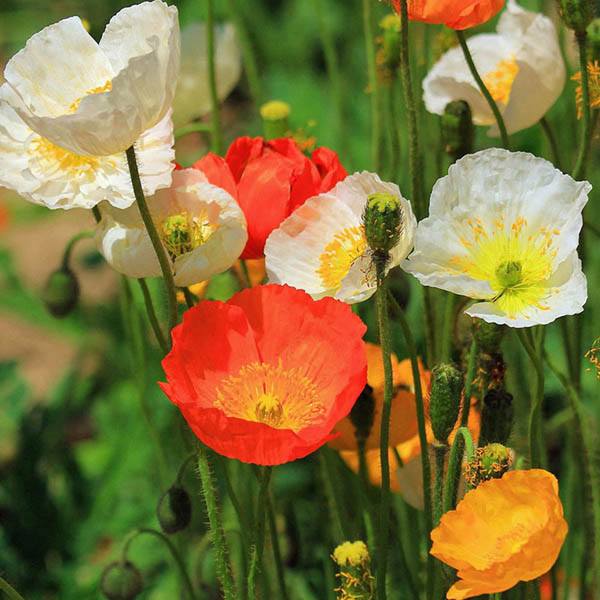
[174,122,211,140]
[61,230,93,270]
[319,449,351,541]
[539,117,562,170]
[388,291,434,599]
[0,577,25,600]
[573,31,591,180]
[267,492,289,600]
[206,0,223,154]
[443,427,475,513]
[362,0,382,171]
[197,447,237,600]
[455,30,510,149]
[138,278,169,354]
[126,145,178,336]
[433,443,448,525]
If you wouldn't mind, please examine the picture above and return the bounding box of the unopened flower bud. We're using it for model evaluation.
[558,0,594,32]
[473,320,505,355]
[260,100,291,140]
[363,192,403,264]
[479,388,514,446]
[101,561,143,600]
[429,363,463,444]
[464,443,512,487]
[42,267,80,318]
[332,541,375,600]
[350,384,375,444]
[157,485,192,534]
[441,100,474,161]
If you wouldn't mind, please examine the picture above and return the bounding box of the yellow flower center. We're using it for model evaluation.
[69,80,113,113]
[332,541,371,567]
[29,136,102,177]
[317,226,368,290]
[160,212,217,261]
[214,361,325,432]
[482,57,519,106]
[449,216,559,318]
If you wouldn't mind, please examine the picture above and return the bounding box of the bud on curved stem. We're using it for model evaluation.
[100,561,143,600]
[441,100,474,162]
[429,363,463,445]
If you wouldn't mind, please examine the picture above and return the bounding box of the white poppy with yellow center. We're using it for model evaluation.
[1,0,179,156]
[403,149,590,328]
[423,0,565,135]
[0,92,174,210]
[264,172,416,304]
[95,168,248,287]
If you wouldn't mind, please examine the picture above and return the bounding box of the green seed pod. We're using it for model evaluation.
[350,384,375,444]
[473,320,506,355]
[464,443,512,487]
[363,192,403,259]
[441,100,474,161]
[42,267,80,318]
[479,388,514,446]
[260,100,291,140]
[157,485,192,534]
[558,0,594,32]
[100,561,143,600]
[429,363,463,444]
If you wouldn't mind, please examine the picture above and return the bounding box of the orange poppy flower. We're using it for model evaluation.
[431,469,568,599]
[160,284,367,465]
[392,0,505,30]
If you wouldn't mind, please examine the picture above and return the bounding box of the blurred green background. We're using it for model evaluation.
[1,0,599,598]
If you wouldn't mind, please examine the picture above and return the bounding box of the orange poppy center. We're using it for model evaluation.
[214,360,326,431]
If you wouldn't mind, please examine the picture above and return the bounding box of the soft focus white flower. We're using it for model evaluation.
[403,149,590,328]
[95,168,247,286]
[0,90,174,210]
[1,1,180,156]
[174,23,242,127]
[265,172,416,304]
[423,0,565,135]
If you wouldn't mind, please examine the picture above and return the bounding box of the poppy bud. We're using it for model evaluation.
[157,485,192,534]
[349,384,375,444]
[429,363,463,444]
[332,540,375,600]
[260,100,291,140]
[473,320,505,355]
[441,100,474,161]
[558,0,594,32]
[464,443,512,487]
[100,561,143,600]
[42,267,80,318]
[363,192,403,268]
[479,388,514,446]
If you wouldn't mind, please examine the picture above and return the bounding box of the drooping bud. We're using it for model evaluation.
[349,384,375,444]
[363,192,403,270]
[479,388,514,446]
[464,443,512,487]
[42,267,80,318]
[157,485,192,534]
[429,363,463,444]
[558,0,594,32]
[441,100,474,161]
[260,100,291,140]
[100,561,143,600]
[332,541,375,600]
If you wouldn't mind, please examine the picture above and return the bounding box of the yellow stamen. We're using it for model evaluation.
[160,212,217,261]
[69,80,113,113]
[482,57,520,106]
[317,226,368,290]
[29,136,102,177]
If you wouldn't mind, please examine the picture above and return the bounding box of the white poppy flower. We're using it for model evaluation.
[403,149,590,328]
[173,23,242,127]
[0,89,174,210]
[264,172,417,304]
[423,0,565,135]
[95,168,248,287]
[1,1,180,156]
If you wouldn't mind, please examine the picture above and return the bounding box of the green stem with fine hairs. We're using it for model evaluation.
[126,145,178,337]
[456,30,510,149]
[0,577,26,600]
[573,30,591,180]
[198,447,237,600]
[443,427,475,514]
[138,278,169,354]
[206,0,223,154]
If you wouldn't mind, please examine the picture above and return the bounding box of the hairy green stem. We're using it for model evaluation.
[573,31,591,180]
[138,278,169,354]
[126,145,178,336]
[206,0,223,154]
[540,117,562,170]
[443,427,475,514]
[319,450,351,541]
[0,577,26,600]
[433,444,448,525]
[456,30,509,149]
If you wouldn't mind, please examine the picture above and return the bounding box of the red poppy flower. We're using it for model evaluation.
[392,0,505,30]
[193,137,347,260]
[160,284,367,465]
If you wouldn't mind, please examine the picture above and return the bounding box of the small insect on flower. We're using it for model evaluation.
[95,168,247,287]
[265,172,417,304]
[160,284,368,465]
[423,0,565,136]
[404,148,590,328]
[1,0,179,156]
[431,469,568,599]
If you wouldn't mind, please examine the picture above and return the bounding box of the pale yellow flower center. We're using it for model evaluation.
[29,136,102,176]
[69,80,113,113]
[482,57,519,106]
[160,212,217,261]
[333,541,370,567]
[317,226,368,290]
[450,216,559,318]
[214,361,324,431]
